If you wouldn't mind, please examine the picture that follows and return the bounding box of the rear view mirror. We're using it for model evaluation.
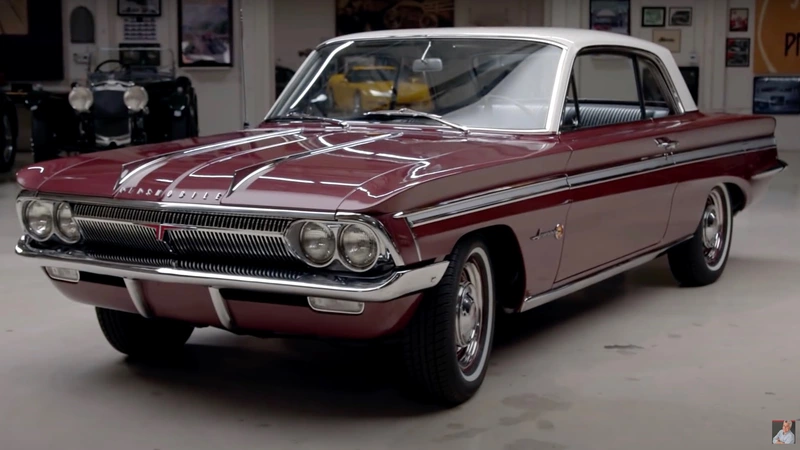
[412,58,443,73]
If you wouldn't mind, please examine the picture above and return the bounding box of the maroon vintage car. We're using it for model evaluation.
[14,28,786,406]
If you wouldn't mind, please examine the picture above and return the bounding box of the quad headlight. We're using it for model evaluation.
[21,200,81,243]
[124,86,149,112]
[292,220,382,271]
[338,224,378,270]
[68,86,93,112]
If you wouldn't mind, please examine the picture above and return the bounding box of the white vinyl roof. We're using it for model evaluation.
[321,27,698,113]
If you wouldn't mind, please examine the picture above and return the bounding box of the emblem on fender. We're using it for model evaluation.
[530,224,564,241]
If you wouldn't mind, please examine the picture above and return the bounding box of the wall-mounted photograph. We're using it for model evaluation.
[753,76,800,115]
[336,0,454,36]
[729,8,748,32]
[669,7,692,26]
[178,0,232,67]
[118,0,161,17]
[652,28,681,53]
[725,37,750,67]
[590,0,630,35]
[641,7,665,27]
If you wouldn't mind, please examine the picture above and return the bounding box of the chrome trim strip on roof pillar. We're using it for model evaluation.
[209,288,235,329]
[17,236,447,303]
[398,136,777,228]
[124,278,152,318]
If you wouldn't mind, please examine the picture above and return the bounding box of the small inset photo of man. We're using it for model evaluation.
[773,420,796,444]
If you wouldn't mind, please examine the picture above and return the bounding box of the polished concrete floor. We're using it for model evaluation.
[1,152,798,450]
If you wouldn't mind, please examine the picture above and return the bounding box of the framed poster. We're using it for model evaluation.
[678,66,699,104]
[726,38,751,67]
[754,0,800,74]
[668,7,692,26]
[653,29,681,53]
[753,77,800,115]
[589,0,630,36]
[641,7,665,27]
[118,0,161,17]
[178,0,233,67]
[729,8,748,32]
[0,0,64,81]
[336,0,455,36]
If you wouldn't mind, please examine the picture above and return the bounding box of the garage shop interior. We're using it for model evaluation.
[0,0,798,449]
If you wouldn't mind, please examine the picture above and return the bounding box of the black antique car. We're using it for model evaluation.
[0,89,18,172]
[26,47,199,162]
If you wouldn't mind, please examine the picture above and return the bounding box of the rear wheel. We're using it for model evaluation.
[402,236,496,406]
[96,308,195,358]
[667,185,733,287]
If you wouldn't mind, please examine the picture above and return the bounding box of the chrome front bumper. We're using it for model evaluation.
[15,236,448,303]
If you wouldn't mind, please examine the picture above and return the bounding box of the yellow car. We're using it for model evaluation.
[327,65,432,114]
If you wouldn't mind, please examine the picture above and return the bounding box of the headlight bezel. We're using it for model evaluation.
[123,85,149,112]
[68,86,94,112]
[286,219,389,272]
[19,199,82,244]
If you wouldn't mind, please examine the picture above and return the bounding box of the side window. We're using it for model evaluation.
[561,51,677,131]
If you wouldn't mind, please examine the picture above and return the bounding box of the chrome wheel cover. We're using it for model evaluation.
[702,189,727,269]
[455,248,492,379]
[2,114,13,162]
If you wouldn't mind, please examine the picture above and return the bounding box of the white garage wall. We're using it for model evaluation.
[548,0,798,151]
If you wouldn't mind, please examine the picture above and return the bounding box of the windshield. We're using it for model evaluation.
[88,47,176,84]
[268,38,564,131]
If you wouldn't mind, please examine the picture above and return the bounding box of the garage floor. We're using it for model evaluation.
[1,152,798,450]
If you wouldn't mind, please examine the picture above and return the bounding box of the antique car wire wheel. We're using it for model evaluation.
[455,246,493,381]
[2,114,13,163]
[702,187,729,271]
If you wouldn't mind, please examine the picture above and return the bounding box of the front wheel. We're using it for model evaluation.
[667,185,733,287]
[402,236,496,406]
[96,308,195,359]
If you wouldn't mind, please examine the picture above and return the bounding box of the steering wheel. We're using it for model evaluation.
[94,59,129,73]
[481,94,537,116]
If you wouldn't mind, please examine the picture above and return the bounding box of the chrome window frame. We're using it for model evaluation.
[15,191,407,269]
[265,36,571,135]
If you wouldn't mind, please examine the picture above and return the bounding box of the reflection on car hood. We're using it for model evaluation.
[17,125,559,212]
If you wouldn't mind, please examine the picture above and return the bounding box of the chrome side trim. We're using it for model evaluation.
[17,236,447,303]
[751,162,787,181]
[209,288,235,329]
[124,278,152,318]
[519,239,689,313]
[399,136,776,227]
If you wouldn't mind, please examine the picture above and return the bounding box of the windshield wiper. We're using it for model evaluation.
[265,112,349,129]
[363,108,470,135]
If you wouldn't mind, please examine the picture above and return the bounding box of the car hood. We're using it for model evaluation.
[17,125,562,212]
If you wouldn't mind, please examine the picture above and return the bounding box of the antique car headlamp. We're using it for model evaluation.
[24,201,54,240]
[338,224,379,270]
[124,86,149,112]
[299,222,335,265]
[55,203,80,242]
[68,86,93,112]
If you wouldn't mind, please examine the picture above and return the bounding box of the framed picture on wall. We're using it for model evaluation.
[725,38,751,67]
[753,77,800,115]
[118,0,161,17]
[589,0,630,36]
[729,8,749,32]
[678,66,699,103]
[178,0,233,67]
[668,7,692,26]
[652,29,681,53]
[641,7,666,27]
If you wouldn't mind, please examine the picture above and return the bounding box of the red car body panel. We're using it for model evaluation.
[17,108,782,338]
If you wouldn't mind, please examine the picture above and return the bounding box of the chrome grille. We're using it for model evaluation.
[72,203,297,263]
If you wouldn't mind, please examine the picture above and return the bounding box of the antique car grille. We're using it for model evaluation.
[92,89,130,142]
[71,203,297,263]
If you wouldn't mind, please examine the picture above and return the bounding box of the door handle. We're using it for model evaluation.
[654,137,679,151]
